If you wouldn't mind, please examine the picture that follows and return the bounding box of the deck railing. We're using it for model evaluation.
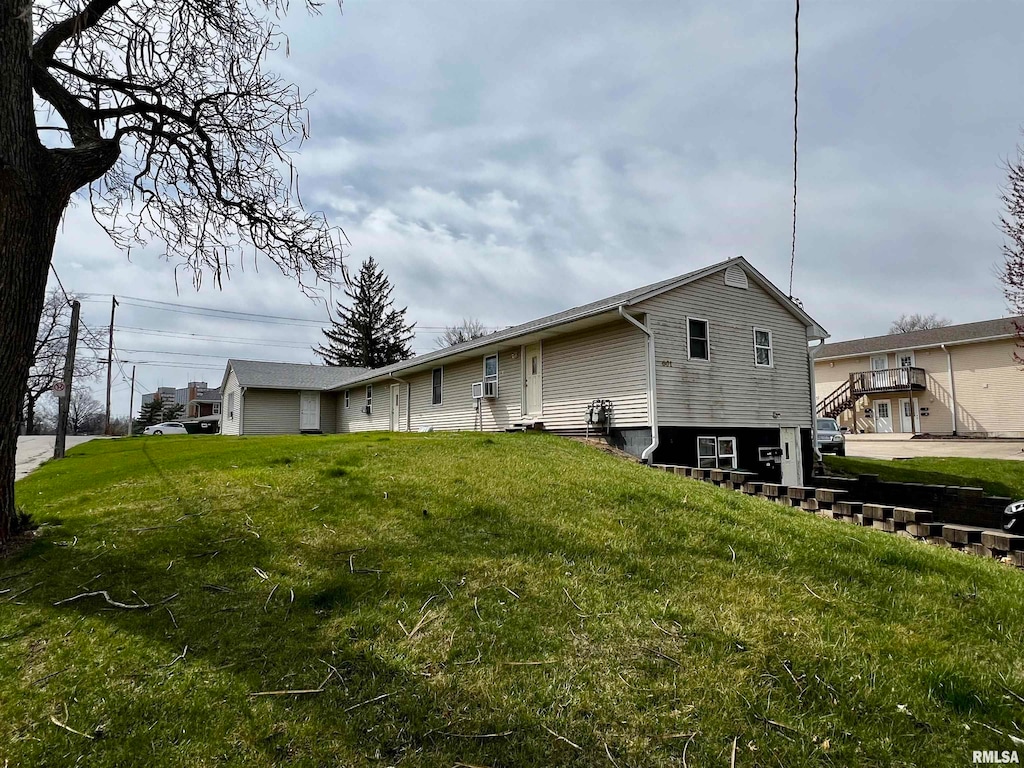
[850,366,926,393]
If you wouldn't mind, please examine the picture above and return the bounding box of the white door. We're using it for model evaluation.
[524,343,542,416]
[870,354,888,388]
[779,427,802,486]
[299,391,320,431]
[874,399,893,433]
[390,384,401,431]
[898,397,919,433]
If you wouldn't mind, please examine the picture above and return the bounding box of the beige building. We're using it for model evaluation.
[221,257,829,485]
[814,317,1024,437]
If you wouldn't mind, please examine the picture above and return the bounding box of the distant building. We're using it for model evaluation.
[141,386,176,406]
[187,387,222,419]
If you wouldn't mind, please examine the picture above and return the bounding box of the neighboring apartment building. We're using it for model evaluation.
[815,317,1024,437]
[141,386,176,406]
[221,257,829,486]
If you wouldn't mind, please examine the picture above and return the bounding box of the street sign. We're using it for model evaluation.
[53,381,68,398]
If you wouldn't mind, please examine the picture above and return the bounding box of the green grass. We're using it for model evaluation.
[4,433,1024,766]
[825,454,1024,499]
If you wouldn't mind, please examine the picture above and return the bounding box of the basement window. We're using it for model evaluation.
[432,367,443,405]
[698,436,737,469]
[753,328,773,367]
[688,318,709,361]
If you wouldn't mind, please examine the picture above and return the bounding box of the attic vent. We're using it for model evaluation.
[724,265,748,289]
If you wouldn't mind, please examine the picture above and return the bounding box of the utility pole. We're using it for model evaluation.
[54,300,81,459]
[104,295,118,434]
[128,365,136,437]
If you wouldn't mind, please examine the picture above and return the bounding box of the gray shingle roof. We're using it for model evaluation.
[226,360,368,391]
[818,316,1023,359]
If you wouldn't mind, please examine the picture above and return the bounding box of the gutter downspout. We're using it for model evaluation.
[808,339,825,464]
[391,375,411,432]
[941,343,957,436]
[619,305,659,463]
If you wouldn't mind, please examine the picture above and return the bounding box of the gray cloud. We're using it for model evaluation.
[50,0,1024,415]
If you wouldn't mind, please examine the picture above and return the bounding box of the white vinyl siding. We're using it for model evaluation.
[239,389,301,434]
[221,369,242,435]
[340,383,394,432]
[539,319,649,430]
[319,393,337,433]
[636,269,813,428]
[406,352,519,432]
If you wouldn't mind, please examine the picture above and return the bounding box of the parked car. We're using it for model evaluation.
[816,418,846,456]
[143,422,188,436]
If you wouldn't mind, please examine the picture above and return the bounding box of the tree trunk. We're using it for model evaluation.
[25,395,36,436]
[0,192,64,541]
[0,0,73,542]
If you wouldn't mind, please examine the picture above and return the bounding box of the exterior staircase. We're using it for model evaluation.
[816,366,927,420]
[817,380,857,420]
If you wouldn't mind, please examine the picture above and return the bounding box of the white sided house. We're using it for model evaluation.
[220,257,828,485]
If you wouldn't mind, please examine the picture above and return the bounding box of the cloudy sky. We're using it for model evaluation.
[52,0,1024,414]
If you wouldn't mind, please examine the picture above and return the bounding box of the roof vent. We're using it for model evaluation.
[724,265,748,289]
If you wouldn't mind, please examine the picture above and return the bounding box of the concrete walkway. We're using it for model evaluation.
[15,436,102,481]
[845,435,1024,461]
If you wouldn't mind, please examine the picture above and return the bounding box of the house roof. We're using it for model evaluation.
[191,389,221,403]
[330,256,827,389]
[817,316,1023,360]
[223,359,368,392]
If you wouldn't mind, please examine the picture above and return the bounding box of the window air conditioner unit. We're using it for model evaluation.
[472,382,484,400]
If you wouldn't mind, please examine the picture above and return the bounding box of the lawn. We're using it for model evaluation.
[824,454,1024,500]
[4,432,1024,766]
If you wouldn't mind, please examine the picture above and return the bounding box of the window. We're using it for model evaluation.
[753,328,773,367]
[365,385,372,414]
[432,368,443,405]
[688,318,709,360]
[898,352,915,368]
[344,390,350,408]
[213,402,221,415]
[227,392,235,420]
[697,436,737,469]
[483,354,498,397]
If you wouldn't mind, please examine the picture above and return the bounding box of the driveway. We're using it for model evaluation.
[845,435,1024,461]
[15,436,102,480]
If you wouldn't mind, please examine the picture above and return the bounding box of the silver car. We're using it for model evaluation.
[816,418,846,456]
[143,422,188,436]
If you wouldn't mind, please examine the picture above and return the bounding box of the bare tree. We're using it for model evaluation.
[67,389,103,434]
[435,318,488,349]
[889,313,951,335]
[1000,139,1024,363]
[21,289,101,435]
[0,0,343,540]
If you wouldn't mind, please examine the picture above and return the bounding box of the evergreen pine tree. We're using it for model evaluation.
[162,402,186,422]
[137,400,163,428]
[315,256,416,368]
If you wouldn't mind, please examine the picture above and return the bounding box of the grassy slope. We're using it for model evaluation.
[4,433,1024,767]
[825,454,1024,500]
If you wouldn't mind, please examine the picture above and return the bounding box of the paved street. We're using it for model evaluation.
[845,435,1024,461]
[15,436,102,481]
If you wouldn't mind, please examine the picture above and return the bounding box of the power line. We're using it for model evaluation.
[49,264,73,306]
[788,0,800,297]
[83,295,501,332]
